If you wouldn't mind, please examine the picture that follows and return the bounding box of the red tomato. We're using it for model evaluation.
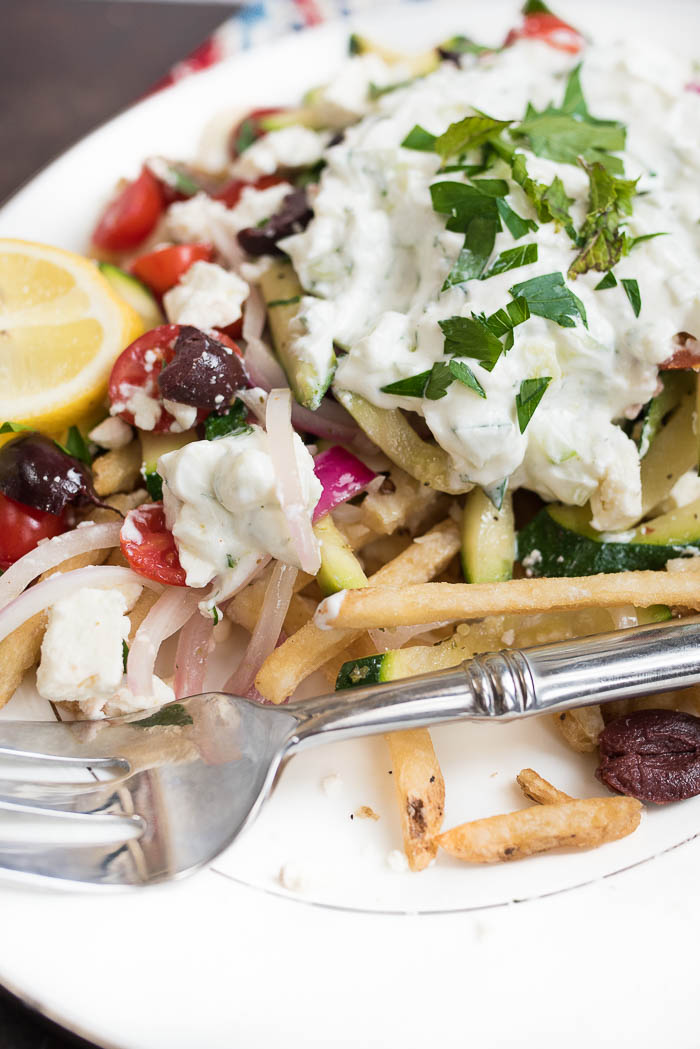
[0,493,68,570]
[213,173,287,210]
[120,504,187,587]
[131,244,214,297]
[108,324,242,432]
[229,108,287,159]
[92,168,165,252]
[504,12,583,53]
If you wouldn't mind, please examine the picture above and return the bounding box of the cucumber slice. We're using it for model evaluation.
[518,498,700,577]
[461,487,515,583]
[314,515,368,596]
[259,261,335,410]
[636,371,689,458]
[335,390,471,495]
[639,379,696,517]
[140,430,195,474]
[98,263,163,330]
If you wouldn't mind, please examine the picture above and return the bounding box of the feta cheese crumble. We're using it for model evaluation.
[230,127,328,180]
[163,260,249,330]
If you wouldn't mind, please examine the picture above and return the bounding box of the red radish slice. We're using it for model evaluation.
[0,522,122,611]
[265,389,321,574]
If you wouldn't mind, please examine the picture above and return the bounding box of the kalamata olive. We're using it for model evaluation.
[0,434,102,515]
[237,189,313,256]
[157,326,248,409]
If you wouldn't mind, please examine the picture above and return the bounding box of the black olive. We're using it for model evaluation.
[0,434,102,515]
[237,189,313,256]
[157,326,248,410]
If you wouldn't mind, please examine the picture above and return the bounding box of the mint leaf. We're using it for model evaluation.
[510,272,587,328]
[439,316,504,369]
[622,278,642,317]
[442,216,499,289]
[434,114,512,160]
[481,243,538,279]
[381,371,431,397]
[401,125,437,151]
[516,377,552,432]
[63,425,92,465]
[595,271,617,290]
[204,399,252,441]
[495,197,538,239]
[448,359,486,398]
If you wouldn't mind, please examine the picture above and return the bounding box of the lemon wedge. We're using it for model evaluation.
[0,239,145,435]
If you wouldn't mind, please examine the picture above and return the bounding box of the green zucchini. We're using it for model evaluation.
[335,390,472,495]
[461,487,515,583]
[98,263,163,329]
[635,371,689,458]
[314,515,368,596]
[517,498,700,577]
[140,431,194,501]
[259,261,335,411]
[639,378,696,516]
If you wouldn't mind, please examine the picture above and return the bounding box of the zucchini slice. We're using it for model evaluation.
[461,487,515,583]
[259,261,336,410]
[98,263,163,330]
[335,390,472,495]
[314,515,368,596]
[517,498,700,577]
[636,371,689,458]
[639,378,696,517]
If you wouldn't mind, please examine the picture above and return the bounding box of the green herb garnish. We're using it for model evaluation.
[621,278,642,317]
[509,272,587,329]
[481,243,538,279]
[595,271,617,290]
[63,425,92,465]
[267,295,302,308]
[122,640,129,673]
[381,358,486,401]
[136,704,194,729]
[516,377,552,432]
[434,114,512,160]
[204,399,252,441]
[568,161,637,277]
[401,125,438,151]
[143,468,163,502]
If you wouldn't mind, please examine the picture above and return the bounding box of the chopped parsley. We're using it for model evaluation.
[440,296,530,366]
[381,358,486,401]
[511,154,574,233]
[226,554,238,569]
[509,272,587,329]
[0,421,33,434]
[621,277,642,317]
[595,271,618,290]
[401,125,438,151]
[434,114,512,160]
[481,243,538,279]
[516,377,552,432]
[442,215,499,288]
[495,197,538,239]
[204,399,252,441]
[122,640,129,673]
[63,426,92,465]
[231,118,257,156]
[568,161,637,277]
[143,467,163,501]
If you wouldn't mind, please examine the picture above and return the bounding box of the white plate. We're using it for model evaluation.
[2,2,700,1045]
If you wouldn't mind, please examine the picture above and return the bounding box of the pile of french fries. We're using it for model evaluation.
[6,429,699,874]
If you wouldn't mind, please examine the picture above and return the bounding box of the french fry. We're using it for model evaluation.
[436,796,642,863]
[516,768,573,805]
[386,728,444,871]
[255,518,460,704]
[315,572,700,630]
[554,707,605,753]
[92,440,142,497]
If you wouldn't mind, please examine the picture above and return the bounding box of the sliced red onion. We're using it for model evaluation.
[312,446,376,522]
[225,562,297,695]
[266,389,321,574]
[127,587,201,699]
[237,387,268,423]
[173,609,215,699]
[369,623,449,653]
[0,565,160,644]
[0,522,122,610]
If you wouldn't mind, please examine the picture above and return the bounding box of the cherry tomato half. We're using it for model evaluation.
[108,324,242,433]
[120,503,187,587]
[213,173,288,210]
[92,168,165,253]
[131,243,214,297]
[229,107,287,159]
[504,12,583,53]
[0,493,68,570]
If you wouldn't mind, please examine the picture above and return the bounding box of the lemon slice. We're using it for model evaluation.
[0,239,145,434]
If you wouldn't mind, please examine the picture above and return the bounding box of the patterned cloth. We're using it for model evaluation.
[157,0,407,90]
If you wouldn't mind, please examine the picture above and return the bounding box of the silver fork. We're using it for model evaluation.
[1,614,700,888]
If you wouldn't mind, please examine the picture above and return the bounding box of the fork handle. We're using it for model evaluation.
[289,615,700,746]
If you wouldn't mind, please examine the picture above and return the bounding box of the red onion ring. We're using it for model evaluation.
[225,561,297,696]
[127,587,201,699]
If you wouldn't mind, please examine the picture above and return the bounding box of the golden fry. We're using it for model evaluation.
[316,572,700,630]
[255,518,460,704]
[516,768,573,805]
[92,441,142,497]
[386,728,444,871]
[554,706,605,753]
[436,796,642,863]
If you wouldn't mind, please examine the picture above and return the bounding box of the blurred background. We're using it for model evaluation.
[0,1,240,204]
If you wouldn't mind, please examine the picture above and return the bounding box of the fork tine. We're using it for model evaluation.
[0,750,131,805]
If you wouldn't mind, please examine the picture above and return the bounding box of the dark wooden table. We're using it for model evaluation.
[0,5,239,1044]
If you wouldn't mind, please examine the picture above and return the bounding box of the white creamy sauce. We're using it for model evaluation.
[158,426,321,603]
[282,38,700,530]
